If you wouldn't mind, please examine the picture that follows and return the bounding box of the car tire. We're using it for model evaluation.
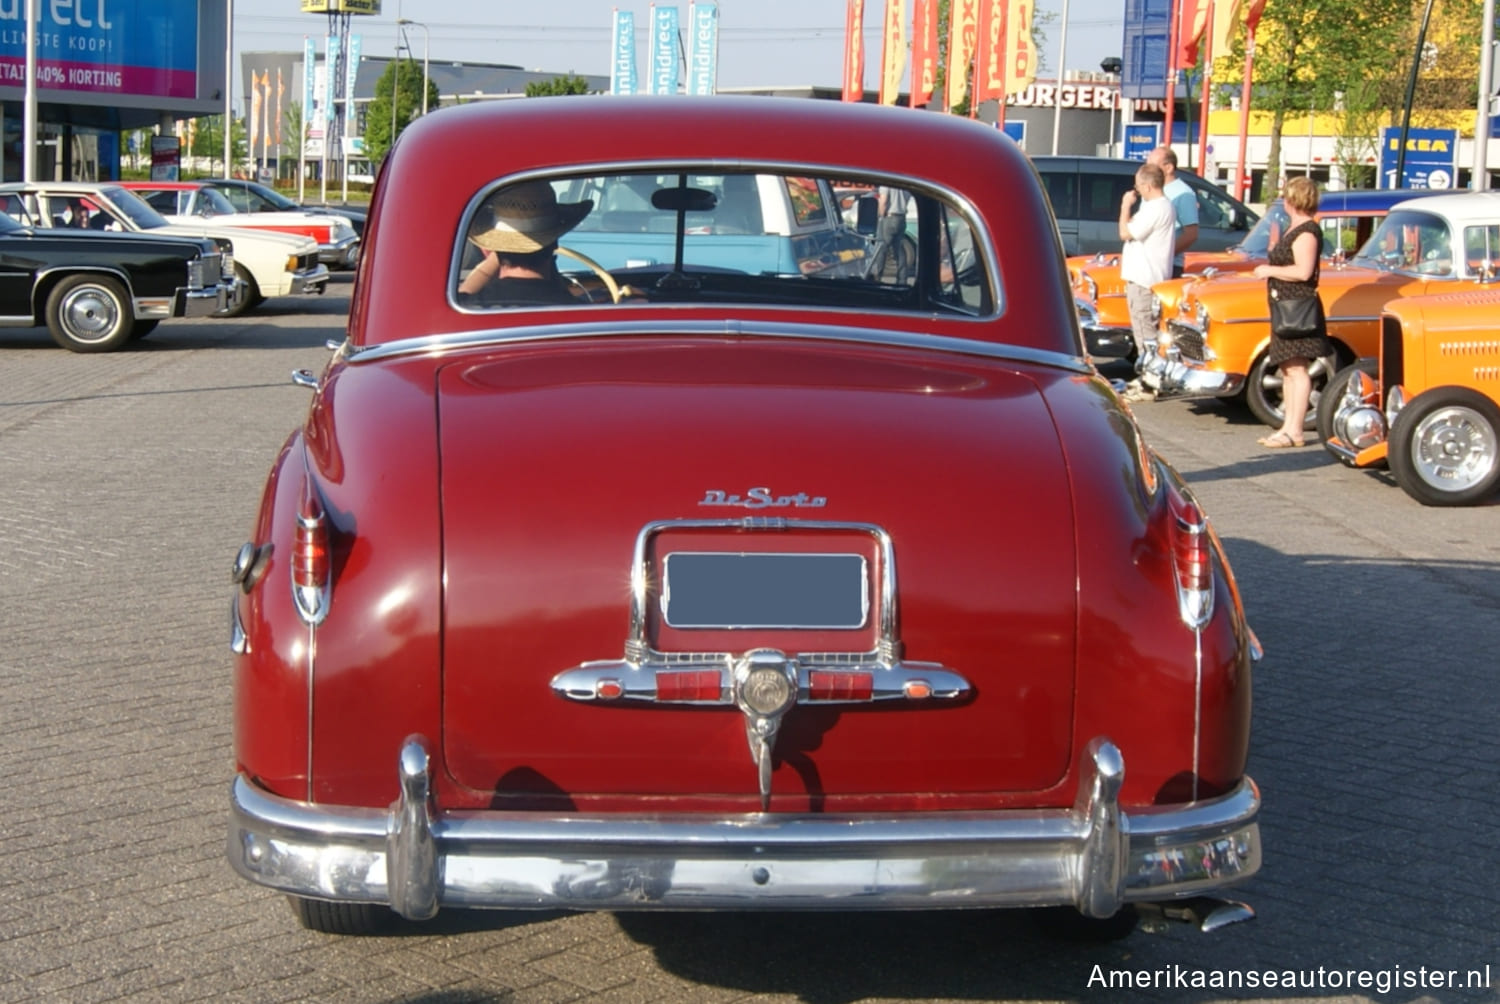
[1245,345,1343,431]
[287,895,392,935]
[1317,357,1379,460]
[214,264,260,318]
[44,274,134,353]
[1387,388,1500,506]
[1031,905,1139,942]
[129,319,161,341]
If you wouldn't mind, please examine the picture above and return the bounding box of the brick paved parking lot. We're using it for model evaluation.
[1,279,1497,1002]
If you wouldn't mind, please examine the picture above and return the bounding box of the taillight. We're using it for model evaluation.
[292,480,330,625]
[654,670,725,702]
[1168,487,1213,628]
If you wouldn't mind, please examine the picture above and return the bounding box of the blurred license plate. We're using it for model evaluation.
[662,552,868,629]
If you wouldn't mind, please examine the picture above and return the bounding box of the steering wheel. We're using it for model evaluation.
[557,246,622,303]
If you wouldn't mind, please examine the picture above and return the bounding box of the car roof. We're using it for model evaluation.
[355,95,1074,351]
[120,181,198,189]
[1388,190,1500,221]
[1317,188,1449,212]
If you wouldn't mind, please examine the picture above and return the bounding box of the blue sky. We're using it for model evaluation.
[235,0,1129,93]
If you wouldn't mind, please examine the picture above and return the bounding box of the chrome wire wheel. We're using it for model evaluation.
[1389,389,1500,506]
[1408,407,1497,491]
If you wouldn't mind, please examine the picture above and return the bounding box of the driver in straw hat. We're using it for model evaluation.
[458,180,596,304]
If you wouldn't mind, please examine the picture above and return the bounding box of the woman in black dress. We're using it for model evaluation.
[1251,176,1333,447]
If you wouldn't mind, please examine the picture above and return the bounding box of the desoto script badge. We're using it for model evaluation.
[700,488,828,509]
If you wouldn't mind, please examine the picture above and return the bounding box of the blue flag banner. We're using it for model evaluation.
[687,1,718,95]
[612,11,637,95]
[324,34,340,123]
[303,37,317,140]
[344,35,362,129]
[651,6,680,95]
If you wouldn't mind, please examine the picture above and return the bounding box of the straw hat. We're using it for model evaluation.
[471,181,594,254]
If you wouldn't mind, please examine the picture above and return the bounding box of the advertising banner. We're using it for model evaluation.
[344,35,361,129]
[303,37,317,145]
[1004,0,1036,93]
[611,11,637,95]
[301,1,382,12]
[150,135,181,181]
[973,0,1006,104]
[879,0,908,106]
[686,2,718,95]
[911,0,937,107]
[1124,122,1161,160]
[842,0,865,102]
[0,0,199,99]
[324,33,341,123]
[946,0,977,111]
[1380,127,1458,188]
[650,5,679,95]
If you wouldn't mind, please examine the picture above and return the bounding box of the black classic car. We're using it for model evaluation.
[0,210,234,352]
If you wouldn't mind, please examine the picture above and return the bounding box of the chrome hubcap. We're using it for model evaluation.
[1411,406,1497,491]
[62,286,120,342]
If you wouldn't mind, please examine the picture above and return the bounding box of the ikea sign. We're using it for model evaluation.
[1379,127,1458,189]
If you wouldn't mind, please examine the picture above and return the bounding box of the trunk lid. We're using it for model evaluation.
[437,336,1080,806]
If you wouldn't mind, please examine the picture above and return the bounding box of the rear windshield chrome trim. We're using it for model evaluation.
[344,319,1092,372]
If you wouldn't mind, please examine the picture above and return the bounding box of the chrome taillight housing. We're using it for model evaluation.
[291,480,330,626]
[1168,487,1213,629]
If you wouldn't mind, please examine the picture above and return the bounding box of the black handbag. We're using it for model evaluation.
[1270,295,1323,338]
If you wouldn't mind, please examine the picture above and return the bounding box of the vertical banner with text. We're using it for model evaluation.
[911,0,937,107]
[344,35,362,131]
[946,0,978,111]
[879,0,908,105]
[687,1,719,95]
[1004,0,1036,93]
[302,37,317,155]
[324,34,341,123]
[612,11,638,94]
[973,0,1006,105]
[650,5,680,94]
[842,0,865,102]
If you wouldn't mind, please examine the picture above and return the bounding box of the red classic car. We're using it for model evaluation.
[228,96,1262,939]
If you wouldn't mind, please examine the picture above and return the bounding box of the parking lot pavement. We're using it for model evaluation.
[1,294,1497,1000]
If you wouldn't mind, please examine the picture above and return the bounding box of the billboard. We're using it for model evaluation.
[1380,127,1459,189]
[0,0,200,99]
[300,1,382,12]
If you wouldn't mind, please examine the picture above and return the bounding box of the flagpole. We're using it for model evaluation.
[1164,0,1181,149]
[1196,26,1213,171]
[1050,0,1070,153]
[1234,22,1256,201]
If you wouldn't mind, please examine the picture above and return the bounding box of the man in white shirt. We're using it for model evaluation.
[1148,146,1199,277]
[1118,162,1175,399]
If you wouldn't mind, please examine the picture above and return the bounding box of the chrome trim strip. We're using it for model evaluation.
[227,737,1261,918]
[345,318,1093,372]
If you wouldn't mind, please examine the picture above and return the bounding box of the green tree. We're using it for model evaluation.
[1210,0,1480,199]
[363,59,441,164]
[526,73,594,97]
[185,114,247,174]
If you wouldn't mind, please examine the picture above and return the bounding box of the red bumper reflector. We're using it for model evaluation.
[808,670,874,701]
[655,670,724,702]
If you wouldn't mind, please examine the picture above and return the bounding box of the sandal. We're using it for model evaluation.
[1257,431,1305,449]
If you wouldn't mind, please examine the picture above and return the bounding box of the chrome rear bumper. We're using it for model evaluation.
[228,737,1260,920]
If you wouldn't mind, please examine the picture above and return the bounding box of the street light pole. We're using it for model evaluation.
[397,19,430,116]
[224,0,233,177]
[390,0,401,150]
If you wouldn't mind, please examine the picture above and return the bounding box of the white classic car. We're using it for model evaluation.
[122,181,360,270]
[0,182,329,317]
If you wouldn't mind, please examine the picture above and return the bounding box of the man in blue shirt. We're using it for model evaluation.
[1148,146,1199,278]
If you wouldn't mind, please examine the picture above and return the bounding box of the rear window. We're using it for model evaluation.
[452,168,994,317]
